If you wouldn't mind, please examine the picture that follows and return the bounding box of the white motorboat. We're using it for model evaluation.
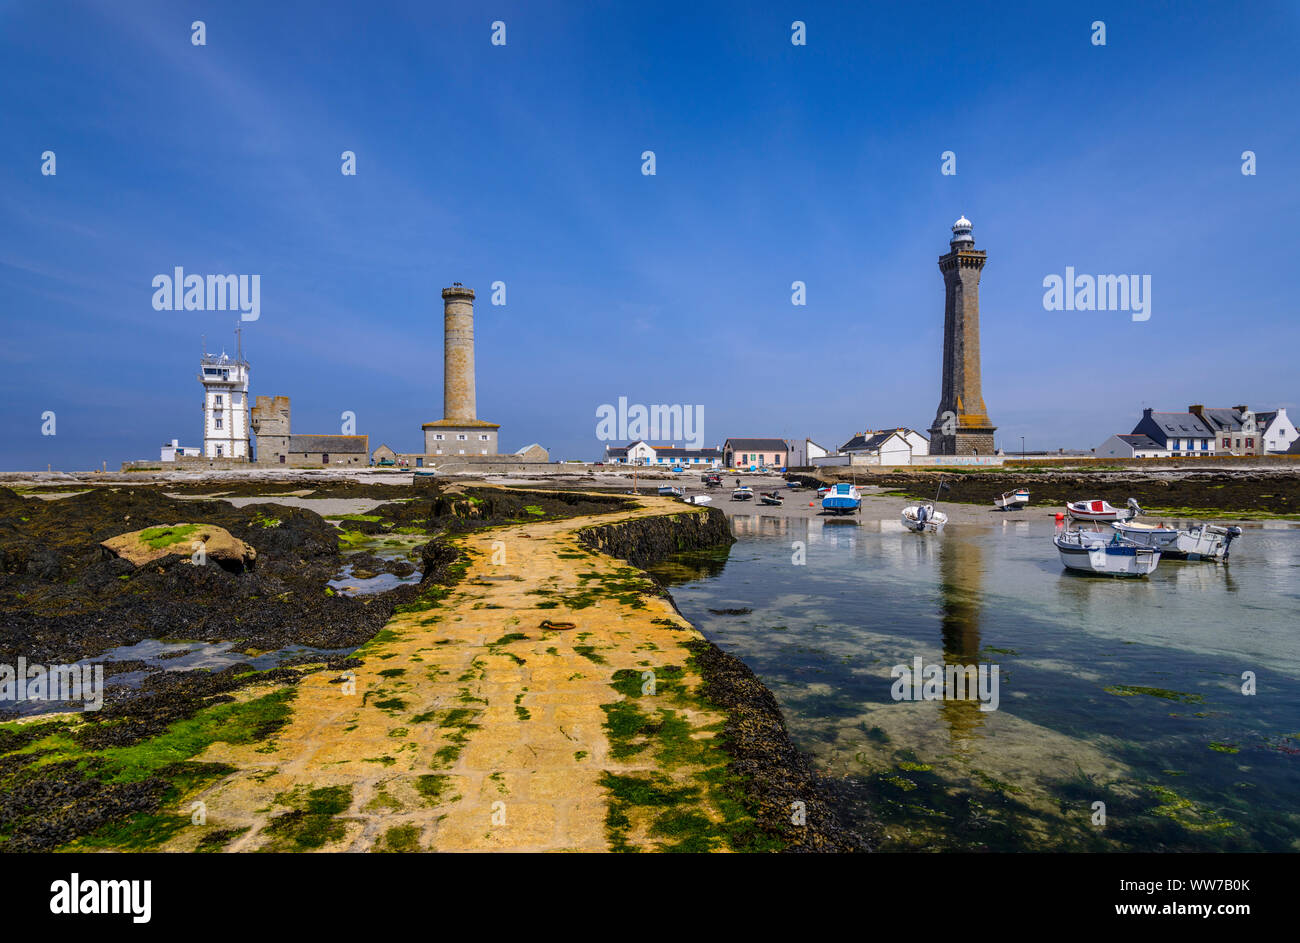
[657,485,683,497]
[994,489,1030,510]
[1112,521,1242,560]
[1054,529,1160,576]
[681,493,712,506]
[1066,497,1142,522]
[731,486,754,501]
[901,504,948,533]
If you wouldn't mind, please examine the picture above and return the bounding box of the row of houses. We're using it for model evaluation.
[1097,405,1299,458]
[602,428,937,469]
[603,438,791,469]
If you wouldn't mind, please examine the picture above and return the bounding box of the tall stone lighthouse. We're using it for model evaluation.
[929,216,996,456]
[422,284,500,457]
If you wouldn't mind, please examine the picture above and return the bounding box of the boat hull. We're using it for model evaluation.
[1067,500,1137,522]
[901,505,947,533]
[822,483,861,514]
[1054,535,1160,576]
[994,490,1031,510]
[1114,522,1234,560]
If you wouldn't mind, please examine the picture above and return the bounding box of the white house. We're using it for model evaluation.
[838,428,930,465]
[161,438,201,462]
[603,441,721,467]
[1095,433,1168,459]
[788,438,830,467]
[1257,409,1298,454]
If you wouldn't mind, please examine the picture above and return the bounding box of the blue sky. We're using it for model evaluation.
[2,0,1297,469]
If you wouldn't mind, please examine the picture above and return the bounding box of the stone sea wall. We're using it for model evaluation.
[574,505,734,568]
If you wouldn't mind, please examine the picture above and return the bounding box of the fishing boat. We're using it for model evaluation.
[994,489,1030,510]
[413,469,438,480]
[1066,497,1142,522]
[759,491,784,506]
[1112,521,1243,561]
[901,504,948,533]
[681,493,712,506]
[821,483,861,515]
[1054,529,1161,576]
[731,485,754,501]
[703,475,722,489]
[657,485,683,497]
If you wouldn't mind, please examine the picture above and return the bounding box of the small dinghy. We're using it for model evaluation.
[731,486,754,501]
[901,504,948,533]
[821,483,861,514]
[1055,529,1160,576]
[681,493,712,506]
[1066,497,1142,522]
[657,485,683,497]
[994,489,1030,510]
[1112,521,1242,561]
[759,491,784,506]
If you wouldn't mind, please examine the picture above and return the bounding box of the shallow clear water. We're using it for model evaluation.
[7,639,357,717]
[652,513,1300,851]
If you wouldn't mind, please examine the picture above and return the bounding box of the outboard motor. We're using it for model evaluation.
[1126,497,1144,518]
[1223,526,1243,560]
[917,505,928,523]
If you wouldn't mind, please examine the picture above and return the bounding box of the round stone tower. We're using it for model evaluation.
[442,283,476,422]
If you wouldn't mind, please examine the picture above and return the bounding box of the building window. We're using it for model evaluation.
[279,455,285,464]
[216,446,223,457]
[1246,438,1254,448]
[458,449,465,455]
[479,434,489,441]
[434,434,444,441]
[457,434,467,441]
[215,394,223,406]
[215,417,223,430]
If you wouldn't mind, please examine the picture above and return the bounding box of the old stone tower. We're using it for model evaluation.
[929,216,996,456]
[422,284,500,456]
[250,395,291,464]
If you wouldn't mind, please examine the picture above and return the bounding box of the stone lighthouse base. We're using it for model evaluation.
[928,428,997,457]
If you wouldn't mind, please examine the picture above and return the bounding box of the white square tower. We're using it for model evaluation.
[198,340,250,460]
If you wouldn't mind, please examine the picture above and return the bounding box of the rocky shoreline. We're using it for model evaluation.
[0,478,866,852]
[810,467,1300,518]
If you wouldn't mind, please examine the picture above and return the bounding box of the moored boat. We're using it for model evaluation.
[657,485,683,497]
[994,489,1030,510]
[1055,529,1161,576]
[1112,521,1243,560]
[759,491,784,506]
[901,503,948,533]
[731,486,754,501]
[681,493,712,506]
[821,483,861,514]
[1066,497,1142,522]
